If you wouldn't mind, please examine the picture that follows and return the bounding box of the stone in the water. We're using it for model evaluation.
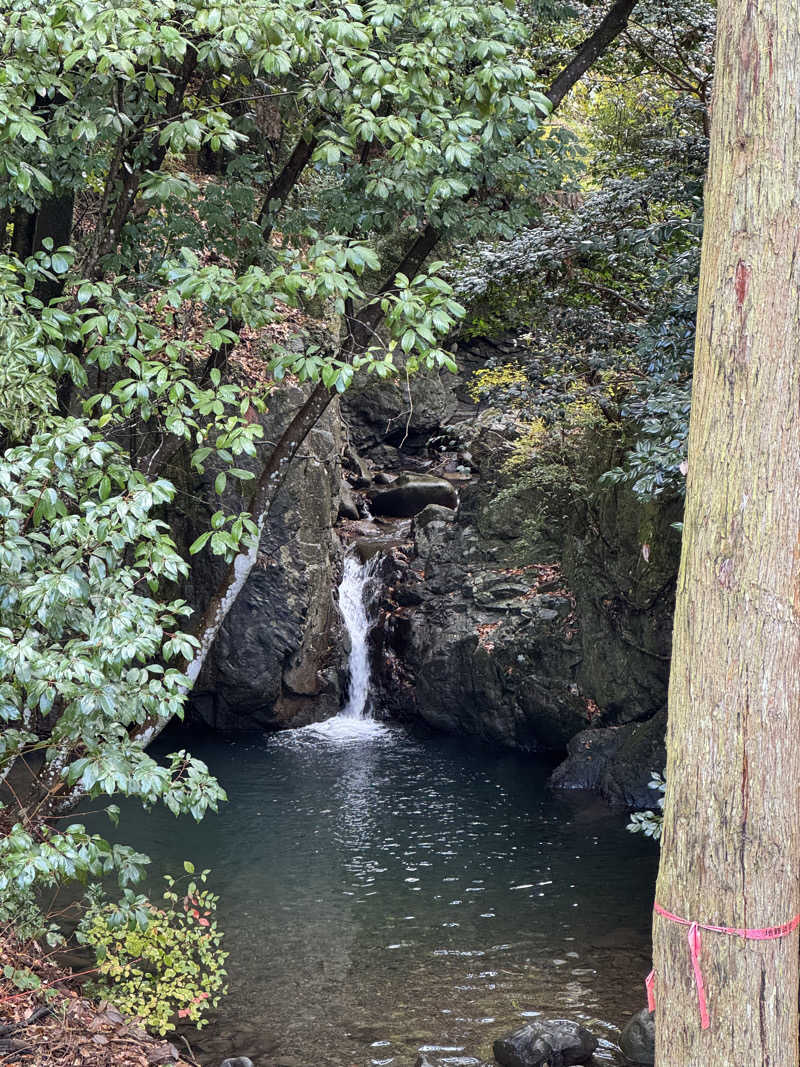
[493,1019,598,1067]
[371,473,458,518]
[619,1007,655,1065]
[220,1058,254,1067]
[338,483,360,520]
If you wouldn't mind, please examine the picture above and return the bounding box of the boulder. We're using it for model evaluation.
[549,708,667,809]
[338,483,360,520]
[184,384,343,730]
[492,1019,598,1067]
[371,473,459,518]
[414,503,457,529]
[341,367,457,465]
[619,1007,655,1065]
[220,1059,254,1067]
[343,441,372,487]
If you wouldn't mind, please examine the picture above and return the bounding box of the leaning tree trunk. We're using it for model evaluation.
[652,3,800,1065]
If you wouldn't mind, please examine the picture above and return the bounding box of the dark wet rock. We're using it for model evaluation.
[493,1019,598,1066]
[372,399,679,778]
[548,726,625,793]
[341,368,457,466]
[549,708,667,809]
[414,503,457,529]
[374,524,590,751]
[371,473,459,518]
[220,1058,254,1067]
[619,1007,655,1064]
[343,441,372,487]
[339,483,360,520]
[183,384,344,730]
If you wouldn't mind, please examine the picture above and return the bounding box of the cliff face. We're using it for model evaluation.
[178,335,680,805]
[373,416,680,748]
[177,384,345,730]
[341,337,681,803]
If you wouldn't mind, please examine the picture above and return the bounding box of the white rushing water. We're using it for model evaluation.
[339,553,376,719]
[288,553,389,743]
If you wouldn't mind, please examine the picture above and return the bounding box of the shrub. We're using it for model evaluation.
[79,864,227,1036]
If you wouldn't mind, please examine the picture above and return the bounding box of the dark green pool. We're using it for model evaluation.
[101,719,657,1066]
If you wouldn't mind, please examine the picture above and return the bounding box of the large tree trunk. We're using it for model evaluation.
[652,3,800,1064]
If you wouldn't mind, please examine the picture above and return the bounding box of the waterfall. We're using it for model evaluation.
[338,554,377,719]
[284,552,388,742]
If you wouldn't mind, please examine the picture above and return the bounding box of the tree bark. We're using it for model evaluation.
[652,3,800,1064]
[256,126,319,246]
[545,0,639,111]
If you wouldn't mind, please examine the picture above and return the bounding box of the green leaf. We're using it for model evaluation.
[189,531,211,554]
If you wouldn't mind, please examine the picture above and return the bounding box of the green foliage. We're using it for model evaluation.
[453,17,708,505]
[3,964,43,991]
[627,770,666,841]
[468,362,528,403]
[0,0,695,1015]
[79,867,227,1035]
[0,875,64,947]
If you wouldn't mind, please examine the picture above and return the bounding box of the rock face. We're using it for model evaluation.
[374,409,680,764]
[181,384,344,730]
[341,367,457,467]
[619,1007,655,1065]
[549,708,667,808]
[371,472,459,518]
[493,1019,598,1067]
[177,327,679,797]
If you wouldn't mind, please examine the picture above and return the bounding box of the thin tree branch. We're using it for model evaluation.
[546,0,640,111]
[255,125,320,246]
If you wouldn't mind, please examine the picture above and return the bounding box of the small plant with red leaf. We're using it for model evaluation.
[78,862,227,1036]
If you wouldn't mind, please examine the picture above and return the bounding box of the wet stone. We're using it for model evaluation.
[619,1007,654,1065]
[493,1019,598,1067]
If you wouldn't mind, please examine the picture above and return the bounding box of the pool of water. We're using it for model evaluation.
[98,719,658,1066]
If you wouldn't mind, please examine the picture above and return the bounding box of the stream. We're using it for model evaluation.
[91,559,659,1066]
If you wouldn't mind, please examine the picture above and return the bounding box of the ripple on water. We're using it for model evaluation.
[88,724,658,1067]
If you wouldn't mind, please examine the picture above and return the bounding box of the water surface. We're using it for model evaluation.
[105,722,658,1066]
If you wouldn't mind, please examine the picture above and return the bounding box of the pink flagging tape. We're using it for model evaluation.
[645,969,656,1013]
[647,902,800,1030]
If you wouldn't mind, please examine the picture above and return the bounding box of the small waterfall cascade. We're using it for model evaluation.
[338,554,378,719]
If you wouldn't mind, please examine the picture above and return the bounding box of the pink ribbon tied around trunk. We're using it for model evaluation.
[646,902,800,1030]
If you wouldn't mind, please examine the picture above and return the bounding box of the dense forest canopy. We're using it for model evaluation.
[0,0,714,1041]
